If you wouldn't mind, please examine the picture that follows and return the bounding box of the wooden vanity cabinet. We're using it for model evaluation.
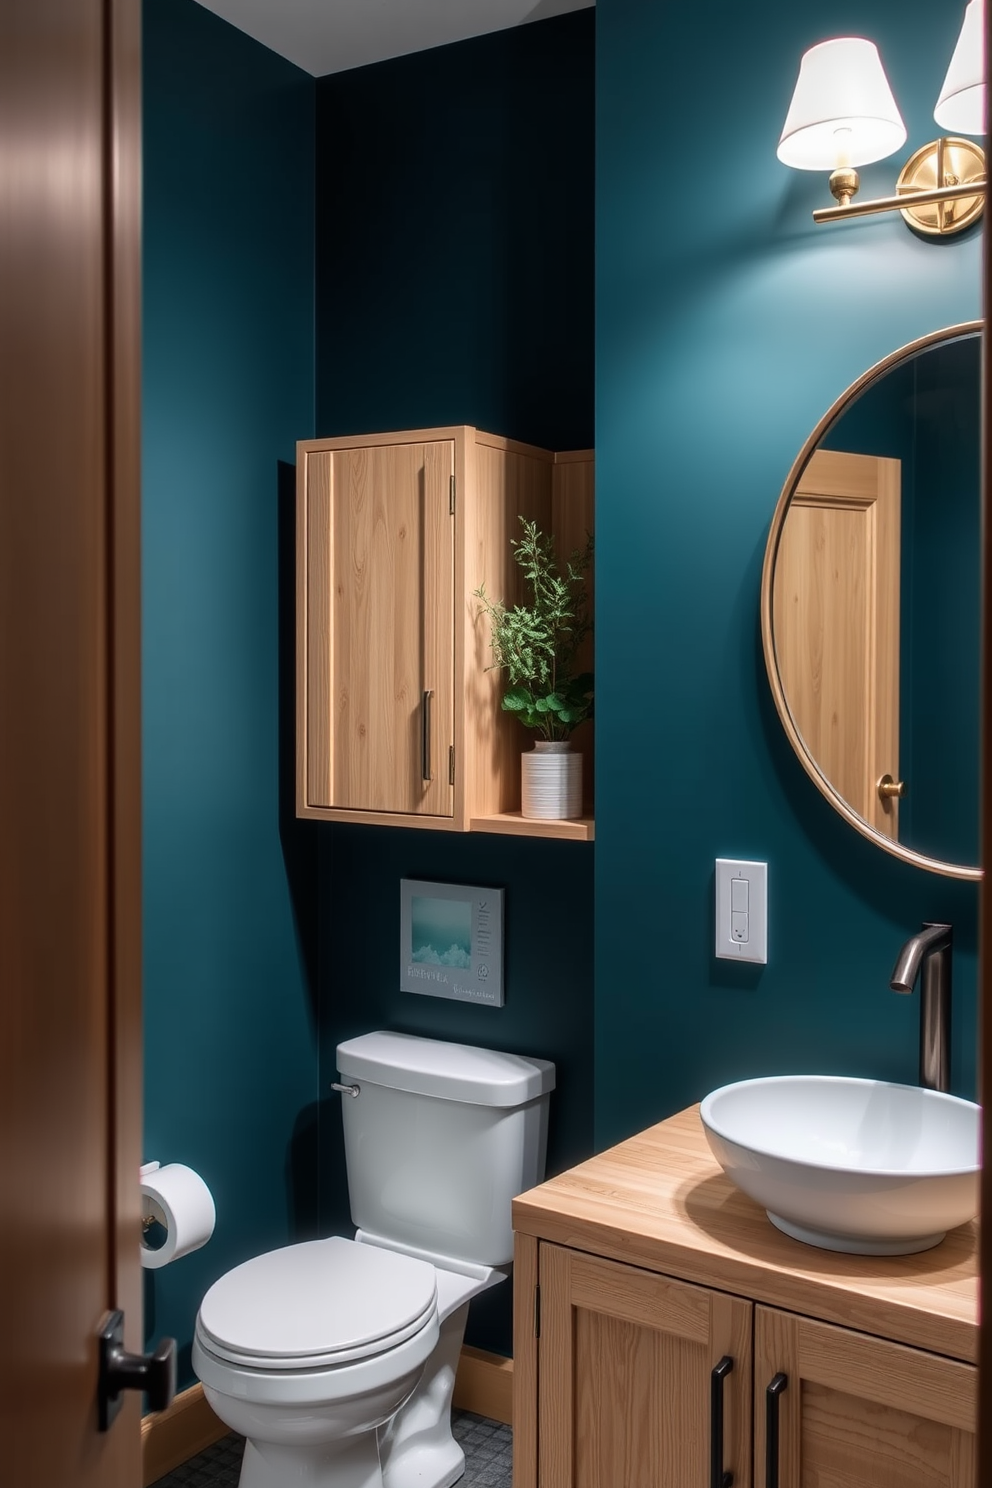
[755,1306,976,1488]
[537,1244,751,1488]
[513,1107,978,1488]
[296,427,595,837]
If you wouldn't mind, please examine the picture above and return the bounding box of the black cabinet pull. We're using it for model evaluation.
[421,689,433,781]
[765,1373,788,1488]
[710,1355,734,1488]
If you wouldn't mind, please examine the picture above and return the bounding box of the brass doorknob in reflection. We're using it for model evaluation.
[877,773,907,802]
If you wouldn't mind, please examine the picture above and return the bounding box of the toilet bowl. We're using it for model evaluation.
[192,1238,440,1488]
[192,1033,555,1488]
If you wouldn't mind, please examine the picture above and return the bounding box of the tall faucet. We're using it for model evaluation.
[889,922,953,1093]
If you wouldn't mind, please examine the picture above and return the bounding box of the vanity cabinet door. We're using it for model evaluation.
[755,1305,976,1488]
[299,436,456,820]
[538,1243,752,1488]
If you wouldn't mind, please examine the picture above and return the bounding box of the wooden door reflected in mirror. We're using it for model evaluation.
[762,323,982,881]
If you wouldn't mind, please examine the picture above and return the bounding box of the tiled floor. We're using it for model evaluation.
[151,1410,513,1487]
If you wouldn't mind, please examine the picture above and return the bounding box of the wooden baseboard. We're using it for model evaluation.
[142,1347,514,1484]
[141,1383,226,1487]
[453,1345,514,1425]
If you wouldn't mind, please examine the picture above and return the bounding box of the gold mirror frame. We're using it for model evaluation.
[760,321,983,882]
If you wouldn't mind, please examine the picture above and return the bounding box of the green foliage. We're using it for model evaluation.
[475,518,594,741]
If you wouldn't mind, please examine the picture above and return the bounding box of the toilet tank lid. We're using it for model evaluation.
[336,1031,555,1107]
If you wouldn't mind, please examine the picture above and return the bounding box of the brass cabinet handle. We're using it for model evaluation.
[877,773,907,801]
[422,689,433,782]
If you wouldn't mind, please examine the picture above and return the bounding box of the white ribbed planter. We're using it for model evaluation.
[521,741,583,820]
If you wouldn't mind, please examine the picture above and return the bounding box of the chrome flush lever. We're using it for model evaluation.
[331,1082,360,1098]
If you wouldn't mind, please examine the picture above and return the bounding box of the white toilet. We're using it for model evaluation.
[192,1031,555,1488]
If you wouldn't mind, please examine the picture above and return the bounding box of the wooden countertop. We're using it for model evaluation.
[513,1105,978,1364]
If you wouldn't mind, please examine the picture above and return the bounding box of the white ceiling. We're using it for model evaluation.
[194,0,594,78]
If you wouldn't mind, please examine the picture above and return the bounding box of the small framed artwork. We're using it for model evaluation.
[399,879,504,1007]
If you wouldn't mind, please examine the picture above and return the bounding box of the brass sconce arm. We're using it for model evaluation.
[814,175,986,222]
[813,136,985,235]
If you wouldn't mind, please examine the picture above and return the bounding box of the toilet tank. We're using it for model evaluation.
[336,1031,555,1268]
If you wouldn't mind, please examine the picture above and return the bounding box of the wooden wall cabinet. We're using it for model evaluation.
[296,427,594,839]
[513,1108,977,1488]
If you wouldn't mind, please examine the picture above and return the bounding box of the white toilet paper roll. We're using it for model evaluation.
[140,1162,216,1269]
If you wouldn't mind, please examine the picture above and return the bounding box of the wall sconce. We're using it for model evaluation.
[778,1,986,236]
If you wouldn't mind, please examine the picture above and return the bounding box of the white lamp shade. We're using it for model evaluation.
[778,38,907,170]
[934,0,985,134]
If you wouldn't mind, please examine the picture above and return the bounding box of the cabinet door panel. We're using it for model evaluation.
[539,1244,751,1488]
[755,1305,975,1488]
[306,440,454,815]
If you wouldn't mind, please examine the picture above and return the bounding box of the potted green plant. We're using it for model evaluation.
[475,517,593,820]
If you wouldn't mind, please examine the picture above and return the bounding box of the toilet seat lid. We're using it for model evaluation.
[197,1237,437,1369]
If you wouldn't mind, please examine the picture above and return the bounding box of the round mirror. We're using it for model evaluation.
[761,322,982,881]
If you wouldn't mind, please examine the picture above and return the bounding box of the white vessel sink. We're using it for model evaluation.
[700,1075,980,1255]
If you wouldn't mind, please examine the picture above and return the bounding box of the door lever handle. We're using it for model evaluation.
[98,1309,176,1430]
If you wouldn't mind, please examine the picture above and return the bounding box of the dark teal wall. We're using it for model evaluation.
[903,338,981,864]
[594,0,981,1150]
[315,11,594,449]
[142,0,317,1388]
[313,13,595,1356]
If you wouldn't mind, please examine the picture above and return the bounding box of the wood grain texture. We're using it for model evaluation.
[539,1243,751,1488]
[469,811,594,840]
[0,1,142,1480]
[303,449,332,805]
[330,440,455,814]
[462,437,553,818]
[512,1232,539,1488]
[452,1346,513,1425]
[298,429,596,837]
[298,434,456,820]
[755,1305,975,1487]
[774,449,901,836]
[108,0,145,1422]
[513,1105,977,1363]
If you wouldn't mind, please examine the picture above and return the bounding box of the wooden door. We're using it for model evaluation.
[302,438,455,817]
[773,449,902,837]
[538,1244,752,1487]
[0,0,143,1482]
[755,1306,976,1487]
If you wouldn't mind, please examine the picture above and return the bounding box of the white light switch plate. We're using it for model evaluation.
[715,859,767,963]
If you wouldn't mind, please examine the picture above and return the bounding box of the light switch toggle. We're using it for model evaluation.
[716,859,767,964]
[731,876,749,940]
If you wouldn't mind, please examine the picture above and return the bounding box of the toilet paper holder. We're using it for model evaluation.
[141,1160,163,1230]
[140,1159,215,1267]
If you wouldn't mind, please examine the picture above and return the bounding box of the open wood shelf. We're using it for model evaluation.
[469,812,594,841]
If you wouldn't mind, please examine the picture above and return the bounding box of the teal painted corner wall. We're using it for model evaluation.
[594,0,981,1151]
[314,11,594,448]
[142,0,317,1387]
[312,14,596,1359]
